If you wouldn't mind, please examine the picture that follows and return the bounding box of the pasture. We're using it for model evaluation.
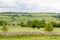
[0,12,60,40]
[4,27,60,32]
[0,13,58,22]
[0,27,60,40]
[0,34,60,40]
[0,26,60,32]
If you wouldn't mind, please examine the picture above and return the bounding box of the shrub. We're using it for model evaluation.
[51,22,60,27]
[27,20,41,29]
[26,21,32,27]
[40,19,45,27]
[56,23,60,27]
[0,20,7,26]
[20,22,26,27]
[31,20,40,29]
[1,23,9,34]
[44,23,54,32]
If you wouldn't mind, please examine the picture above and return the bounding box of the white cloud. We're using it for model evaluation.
[0,0,60,13]
[0,8,19,12]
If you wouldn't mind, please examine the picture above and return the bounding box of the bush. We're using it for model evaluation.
[40,19,45,27]
[27,20,41,29]
[51,22,60,27]
[56,23,60,27]
[20,22,26,27]
[44,23,54,32]
[1,23,9,34]
[32,20,39,27]
[0,20,7,26]
[26,21,32,27]
[29,20,38,28]
[27,20,46,29]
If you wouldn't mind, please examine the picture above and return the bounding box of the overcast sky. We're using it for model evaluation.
[0,0,60,13]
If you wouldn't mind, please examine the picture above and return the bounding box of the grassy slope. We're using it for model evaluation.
[0,26,60,32]
[8,27,60,32]
[0,13,59,40]
[0,13,57,22]
[0,34,60,40]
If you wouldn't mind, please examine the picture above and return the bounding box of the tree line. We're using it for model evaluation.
[20,20,60,28]
[0,19,60,33]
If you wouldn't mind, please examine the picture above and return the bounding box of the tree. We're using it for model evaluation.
[50,22,57,27]
[11,14,19,22]
[55,23,60,27]
[0,20,7,26]
[27,20,41,29]
[27,21,32,27]
[40,19,45,27]
[1,23,9,34]
[44,23,54,32]
[31,20,40,29]
[51,22,60,27]
[20,22,26,27]
[56,14,60,20]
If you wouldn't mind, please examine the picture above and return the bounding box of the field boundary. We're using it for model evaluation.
[0,31,60,35]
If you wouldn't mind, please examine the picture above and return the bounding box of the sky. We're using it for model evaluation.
[0,0,60,13]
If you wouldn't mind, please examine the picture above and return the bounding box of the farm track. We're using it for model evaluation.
[0,31,60,35]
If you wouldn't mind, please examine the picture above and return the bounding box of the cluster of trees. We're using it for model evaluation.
[20,20,60,28]
[20,20,60,32]
[20,20,45,29]
[0,19,60,34]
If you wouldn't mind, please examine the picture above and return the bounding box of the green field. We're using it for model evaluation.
[0,12,60,40]
[7,27,60,32]
[0,26,60,32]
[0,34,60,40]
[0,12,58,22]
[0,27,60,40]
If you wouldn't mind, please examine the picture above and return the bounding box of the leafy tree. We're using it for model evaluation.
[55,23,60,27]
[27,20,41,29]
[56,14,60,20]
[44,23,54,32]
[40,19,45,27]
[51,22,60,27]
[31,20,40,29]
[0,20,7,26]
[1,23,9,34]
[11,14,19,22]
[20,22,26,27]
[50,22,57,27]
[27,21,32,27]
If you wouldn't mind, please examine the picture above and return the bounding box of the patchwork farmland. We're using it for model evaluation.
[0,12,60,40]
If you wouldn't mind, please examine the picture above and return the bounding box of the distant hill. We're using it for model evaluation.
[0,12,59,14]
